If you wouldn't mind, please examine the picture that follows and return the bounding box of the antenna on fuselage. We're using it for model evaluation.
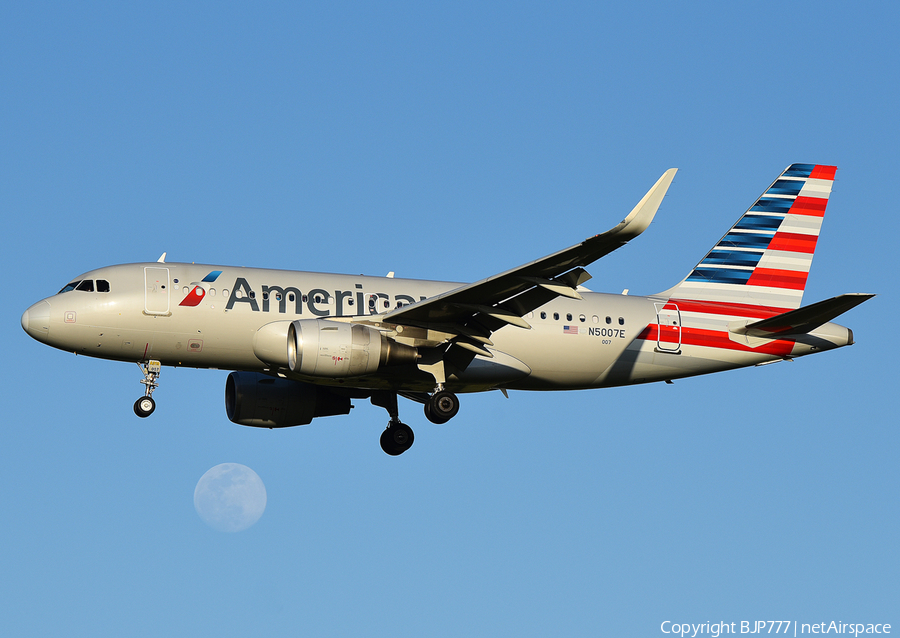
[157,252,167,263]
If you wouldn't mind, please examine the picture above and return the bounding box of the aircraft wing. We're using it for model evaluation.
[383,169,677,341]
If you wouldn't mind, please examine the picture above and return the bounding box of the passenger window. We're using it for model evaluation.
[605,316,612,324]
[618,317,625,325]
[592,315,599,324]
[566,313,573,321]
[553,312,559,320]
[579,314,586,323]
[76,280,94,292]
[540,312,547,319]
[97,280,110,292]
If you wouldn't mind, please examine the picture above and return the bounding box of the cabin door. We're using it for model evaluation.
[654,302,682,353]
[144,267,170,315]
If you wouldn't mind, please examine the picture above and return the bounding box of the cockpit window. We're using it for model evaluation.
[59,281,81,294]
[58,279,108,294]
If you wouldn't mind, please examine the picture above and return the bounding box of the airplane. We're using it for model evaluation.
[21,164,873,455]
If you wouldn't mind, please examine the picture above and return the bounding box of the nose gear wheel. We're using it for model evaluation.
[134,396,156,417]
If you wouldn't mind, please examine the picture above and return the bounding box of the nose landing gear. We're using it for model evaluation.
[133,360,161,418]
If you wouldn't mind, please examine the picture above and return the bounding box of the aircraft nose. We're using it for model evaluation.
[22,300,51,340]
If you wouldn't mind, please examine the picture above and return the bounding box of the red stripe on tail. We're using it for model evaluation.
[789,196,828,217]
[809,165,837,180]
[746,268,809,290]
[767,232,818,254]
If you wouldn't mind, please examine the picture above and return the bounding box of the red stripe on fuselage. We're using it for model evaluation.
[664,299,792,319]
[746,268,808,290]
[767,231,818,254]
[638,325,795,356]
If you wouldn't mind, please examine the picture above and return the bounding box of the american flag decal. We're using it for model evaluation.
[563,325,578,335]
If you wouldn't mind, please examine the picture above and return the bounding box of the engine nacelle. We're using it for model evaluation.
[287,319,417,377]
[225,371,352,428]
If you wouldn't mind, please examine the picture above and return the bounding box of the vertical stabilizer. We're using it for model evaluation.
[660,164,836,310]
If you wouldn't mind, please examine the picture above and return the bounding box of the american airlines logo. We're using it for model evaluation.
[178,271,223,307]
[181,276,428,317]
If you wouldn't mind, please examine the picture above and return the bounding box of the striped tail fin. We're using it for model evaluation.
[661,164,836,310]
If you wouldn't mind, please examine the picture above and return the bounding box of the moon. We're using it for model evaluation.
[194,463,267,532]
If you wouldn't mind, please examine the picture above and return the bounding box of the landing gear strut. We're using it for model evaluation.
[424,388,460,425]
[371,391,414,456]
[133,360,161,418]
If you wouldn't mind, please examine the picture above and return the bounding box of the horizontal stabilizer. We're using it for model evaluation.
[730,293,875,338]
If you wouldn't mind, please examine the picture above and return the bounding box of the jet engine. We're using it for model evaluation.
[225,371,352,428]
[287,319,417,377]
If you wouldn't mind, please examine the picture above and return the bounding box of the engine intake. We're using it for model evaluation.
[225,371,352,428]
[287,319,417,377]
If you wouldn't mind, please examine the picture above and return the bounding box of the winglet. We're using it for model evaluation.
[382,168,678,329]
[157,252,167,263]
[612,168,678,240]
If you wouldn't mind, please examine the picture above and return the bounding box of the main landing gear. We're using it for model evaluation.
[380,421,414,456]
[133,360,161,418]
[372,387,460,455]
[371,391,414,456]
[424,388,460,424]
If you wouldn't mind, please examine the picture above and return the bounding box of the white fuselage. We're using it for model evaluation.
[22,262,852,394]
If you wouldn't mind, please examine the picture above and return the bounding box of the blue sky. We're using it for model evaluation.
[2,2,896,636]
